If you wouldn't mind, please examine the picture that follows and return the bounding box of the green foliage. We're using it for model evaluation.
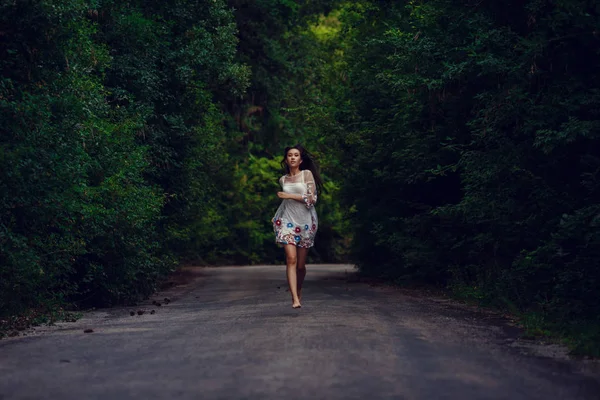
[9,0,599,356]
[334,0,600,351]
[227,156,284,264]
[0,0,249,317]
[215,0,348,264]
[1,0,347,321]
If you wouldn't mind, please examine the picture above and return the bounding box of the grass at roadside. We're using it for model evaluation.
[351,272,600,359]
[448,282,600,358]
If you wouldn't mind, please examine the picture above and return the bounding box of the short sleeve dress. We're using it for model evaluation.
[272,169,318,248]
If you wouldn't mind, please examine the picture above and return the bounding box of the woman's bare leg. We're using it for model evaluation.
[296,247,308,301]
[284,245,301,308]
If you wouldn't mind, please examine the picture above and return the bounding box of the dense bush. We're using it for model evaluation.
[334,0,600,352]
[215,0,349,264]
[0,0,345,319]
[0,0,249,315]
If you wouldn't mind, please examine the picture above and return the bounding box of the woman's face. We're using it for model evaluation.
[286,148,302,169]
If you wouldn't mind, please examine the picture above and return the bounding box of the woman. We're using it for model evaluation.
[272,144,323,308]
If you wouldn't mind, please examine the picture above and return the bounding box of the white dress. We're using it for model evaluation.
[272,169,318,248]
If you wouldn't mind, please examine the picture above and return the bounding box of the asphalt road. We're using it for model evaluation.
[1,265,599,400]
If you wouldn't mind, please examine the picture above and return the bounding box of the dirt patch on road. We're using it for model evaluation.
[159,266,208,290]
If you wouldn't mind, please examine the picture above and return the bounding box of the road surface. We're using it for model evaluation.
[1,265,599,399]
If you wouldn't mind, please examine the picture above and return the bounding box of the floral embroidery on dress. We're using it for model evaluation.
[272,169,318,248]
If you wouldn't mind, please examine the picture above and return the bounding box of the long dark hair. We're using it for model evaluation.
[281,143,324,194]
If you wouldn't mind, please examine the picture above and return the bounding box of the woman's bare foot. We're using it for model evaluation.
[292,295,301,308]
